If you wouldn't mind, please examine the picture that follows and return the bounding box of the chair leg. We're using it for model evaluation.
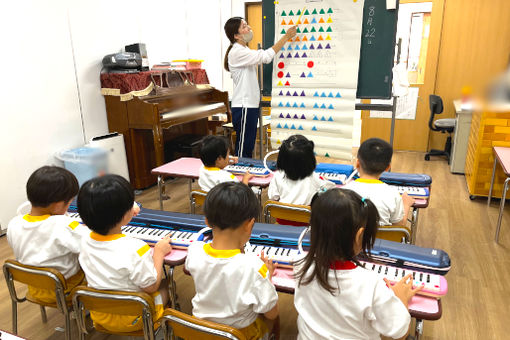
[64,312,72,340]
[40,305,47,323]
[11,300,17,334]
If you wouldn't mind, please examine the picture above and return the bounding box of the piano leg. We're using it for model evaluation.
[158,175,164,210]
[153,125,165,167]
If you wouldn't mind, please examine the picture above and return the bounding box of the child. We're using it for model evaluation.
[268,135,335,225]
[77,174,172,332]
[344,138,415,226]
[294,188,422,339]
[199,135,253,191]
[7,165,86,303]
[186,182,279,339]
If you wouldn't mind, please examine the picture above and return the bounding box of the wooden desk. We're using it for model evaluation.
[488,147,510,242]
[451,100,473,174]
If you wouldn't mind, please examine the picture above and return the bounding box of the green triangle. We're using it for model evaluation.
[326,26,332,32]
[319,9,325,14]
[281,28,286,34]
[325,153,330,157]
[304,9,310,15]
[282,10,287,16]
[289,10,294,15]
[312,9,318,14]
[319,27,324,32]
[311,27,316,32]
[297,27,301,33]
[327,8,333,14]
[303,27,309,33]
[297,9,301,15]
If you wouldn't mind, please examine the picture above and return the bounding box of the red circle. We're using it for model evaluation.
[277,71,284,78]
[278,62,285,69]
[307,61,314,68]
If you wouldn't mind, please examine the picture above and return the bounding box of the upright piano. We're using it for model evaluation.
[104,84,230,189]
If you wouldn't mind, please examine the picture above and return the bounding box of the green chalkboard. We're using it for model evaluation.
[262,0,398,99]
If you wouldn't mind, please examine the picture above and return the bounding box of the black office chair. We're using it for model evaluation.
[425,95,456,163]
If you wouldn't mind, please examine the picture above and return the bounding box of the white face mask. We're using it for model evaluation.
[241,31,253,43]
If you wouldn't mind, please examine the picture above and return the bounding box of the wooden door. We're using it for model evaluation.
[245,2,263,50]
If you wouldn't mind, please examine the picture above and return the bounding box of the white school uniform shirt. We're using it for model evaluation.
[79,232,157,291]
[185,241,278,329]
[7,214,89,278]
[268,170,336,205]
[228,43,275,108]
[294,261,410,340]
[344,178,404,226]
[198,166,238,191]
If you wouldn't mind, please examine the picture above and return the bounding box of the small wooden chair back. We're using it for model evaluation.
[190,189,208,213]
[376,225,412,243]
[263,200,311,224]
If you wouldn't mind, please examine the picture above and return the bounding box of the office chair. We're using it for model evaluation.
[425,94,456,163]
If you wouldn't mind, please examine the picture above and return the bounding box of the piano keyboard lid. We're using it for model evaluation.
[250,223,310,247]
[315,163,355,176]
[236,157,277,171]
[376,172,432,187]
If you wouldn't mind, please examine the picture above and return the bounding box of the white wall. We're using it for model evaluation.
[0,0,234,229]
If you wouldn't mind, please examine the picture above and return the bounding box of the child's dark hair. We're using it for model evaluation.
[26,166,79,207]
[224,17,243,71]
[296,188,379,295]
[204,182,259,230]
[276,135,316,180]
[77,174,134,235]
[357,138,393,175]
[200,135,231,167]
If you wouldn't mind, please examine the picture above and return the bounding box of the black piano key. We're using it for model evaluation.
[413,272,416,280]
[394,269,399,277]
[426,274,430,283]
[419,273,423,282]
[378,266,382,274]
[286,249,291,256]
[384,267,388,275]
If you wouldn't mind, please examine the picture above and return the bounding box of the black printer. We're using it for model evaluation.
[102,52,142,73]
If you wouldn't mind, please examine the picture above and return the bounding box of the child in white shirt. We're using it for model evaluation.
[7,166,87,303]
[78,174,172,333]
[294,188,422,340]
[268,134,335,225]
[198,135,252,191]
[344,138,414,226]
[186,182,279,339]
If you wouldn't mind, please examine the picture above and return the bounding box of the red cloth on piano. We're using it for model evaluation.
[276,218,309,227]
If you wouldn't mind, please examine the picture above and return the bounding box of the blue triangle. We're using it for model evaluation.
[284,124,289,129]
[302,44,308,50]
[314,91,319,97]
[279,91,283,96]
[321,92,327,97]
[310,36,316,41]
[300,103,306,108]
[294,52,300,58]
[298,125,304,130]
[300,72,306,78]
[313,103,319,108]
[291,124,296,130]
[309,44,315,49]
[317,43,323,49]
[293,114,299,119]
[281,46,285,51]
[279,113,284,118]
[328,116,334,121]
[294,45,300,50]
[328,92,334,97]
[287,53,293,58]
[328,104,334,109]
[301,91,306,96]
[312,126,318,131]
[286,91,292,96]
[336,92,342,98]
[277,123,282,128]
[301,114,306,119]
[313,115,319,120]
[292,102,298,108]
[293,91,299,96]
[287,45,292,50]
[286,72,291,78]
[311,18,317,24]
[321,103,327,109]
[278,102,284,107]
[302,52,308,58]
[321,116,326,121]
[307,72,313,77]
[285,102,291,107]
[286,113,291,118]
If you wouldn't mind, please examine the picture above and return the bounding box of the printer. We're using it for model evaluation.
[102,52,142,73]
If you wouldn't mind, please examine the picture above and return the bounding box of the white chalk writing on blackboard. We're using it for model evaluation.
[365,6,376,45]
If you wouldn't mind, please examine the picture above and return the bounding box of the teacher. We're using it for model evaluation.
[224,17,297,158]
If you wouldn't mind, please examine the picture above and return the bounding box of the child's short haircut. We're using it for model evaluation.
[276,134,316,181]
[77,174,134,235]
[204,182,260,230]
[357,138,393,176]
[200,135,231,167]
[27,166,79,207]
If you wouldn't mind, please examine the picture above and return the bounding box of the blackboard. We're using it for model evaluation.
[262,0,398,99]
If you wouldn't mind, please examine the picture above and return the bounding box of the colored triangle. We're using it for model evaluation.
[278,90,283,95]
[304,9,310,15]
[327,17,333,23]
[303,27,309,33]
[327,26,332,32]
[284,124,289,129]
[277,139,281,144]
[319,17,325,23]
[281,19,286,25]
[301,114,306,119]
[317,43,323,49]
[294,52,300,58]
[286,91,292,96]
[311,18,317,24]
[303,18,309,24]
[285,81,290,86]
[292,103,298,108]
[319,27,324,32]
[321,116,326,121]
[297,9,302,15]
[325,153,330,157]
[281,46,285,51]
[298,125,304,130]
[287,45,292,50]
[294,44,300,50]
[296,27,301,33]
[318,35,324,41]
[319,9,325,14]
[277,81,283,86]
[278,102,283,107]
[313,103,319,108]
[300,91,306,96]
[285,72,291,78]
[277,123,282,128]
[279,53,285,58]
[313,115,318,120]
[312,126,317,131]
[326,35,331,40]
[302,52,308,58]
[328,117,334,121]
[289,10,294,15]
[291,124,296,130]
[328,8,333,13]
[302,36,308,41]
[288,19,294,25]
[328,104,334,109]
[336,92,342,98]
[321,104,326,109]
[295,36,301,41]
[314,91,319,97]
[302,44,308,50]
[293,91,299,96]
[311,27,317,32]
[321,92,327,97]
[286,113,291,118]
[325,43,331,49]
[281,29,286,34]
[287,53,293,58]
[307,72,313,78]
[279,113,284,118]
[312,9,317,14]
[285,102,291,107]
[297,20,302,25]
[309,44,315,49]
[293,114,298,118]
[281,10,287,16]
[300,103,306,108]
[300,72,306,78]
[310,36,316,41]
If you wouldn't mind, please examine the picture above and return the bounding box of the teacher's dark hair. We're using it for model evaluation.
[224,17,243,72]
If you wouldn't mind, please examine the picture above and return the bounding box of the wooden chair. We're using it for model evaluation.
[3,259,76,339]
[161,308,246,340]
[263,200,311,225]
[71,285,163,340]
[190,189,208,214]
[376,225,412,243]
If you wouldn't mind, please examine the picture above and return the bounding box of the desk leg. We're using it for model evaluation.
[167,266,179,310]
[488,158,498,206]
[414,319,423,340]
[411,208,419,244]
[495,177,510,242]
[158,175,164,210]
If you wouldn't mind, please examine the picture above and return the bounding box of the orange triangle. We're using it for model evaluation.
[302,36,308,41]
[281,19,286,25]
[327,17,333,23]
[319,17,325,23]
[303,18,309,24]
[294,36,300,42]
[288,19,294,25]
[297,20,301,24]
[318,35,323,41]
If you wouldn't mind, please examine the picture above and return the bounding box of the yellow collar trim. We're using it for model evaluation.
[203,243,241,258]
[23,214,50,222]
[355,178,383,184]
[90,232,125,241]
[204,166,221,171]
